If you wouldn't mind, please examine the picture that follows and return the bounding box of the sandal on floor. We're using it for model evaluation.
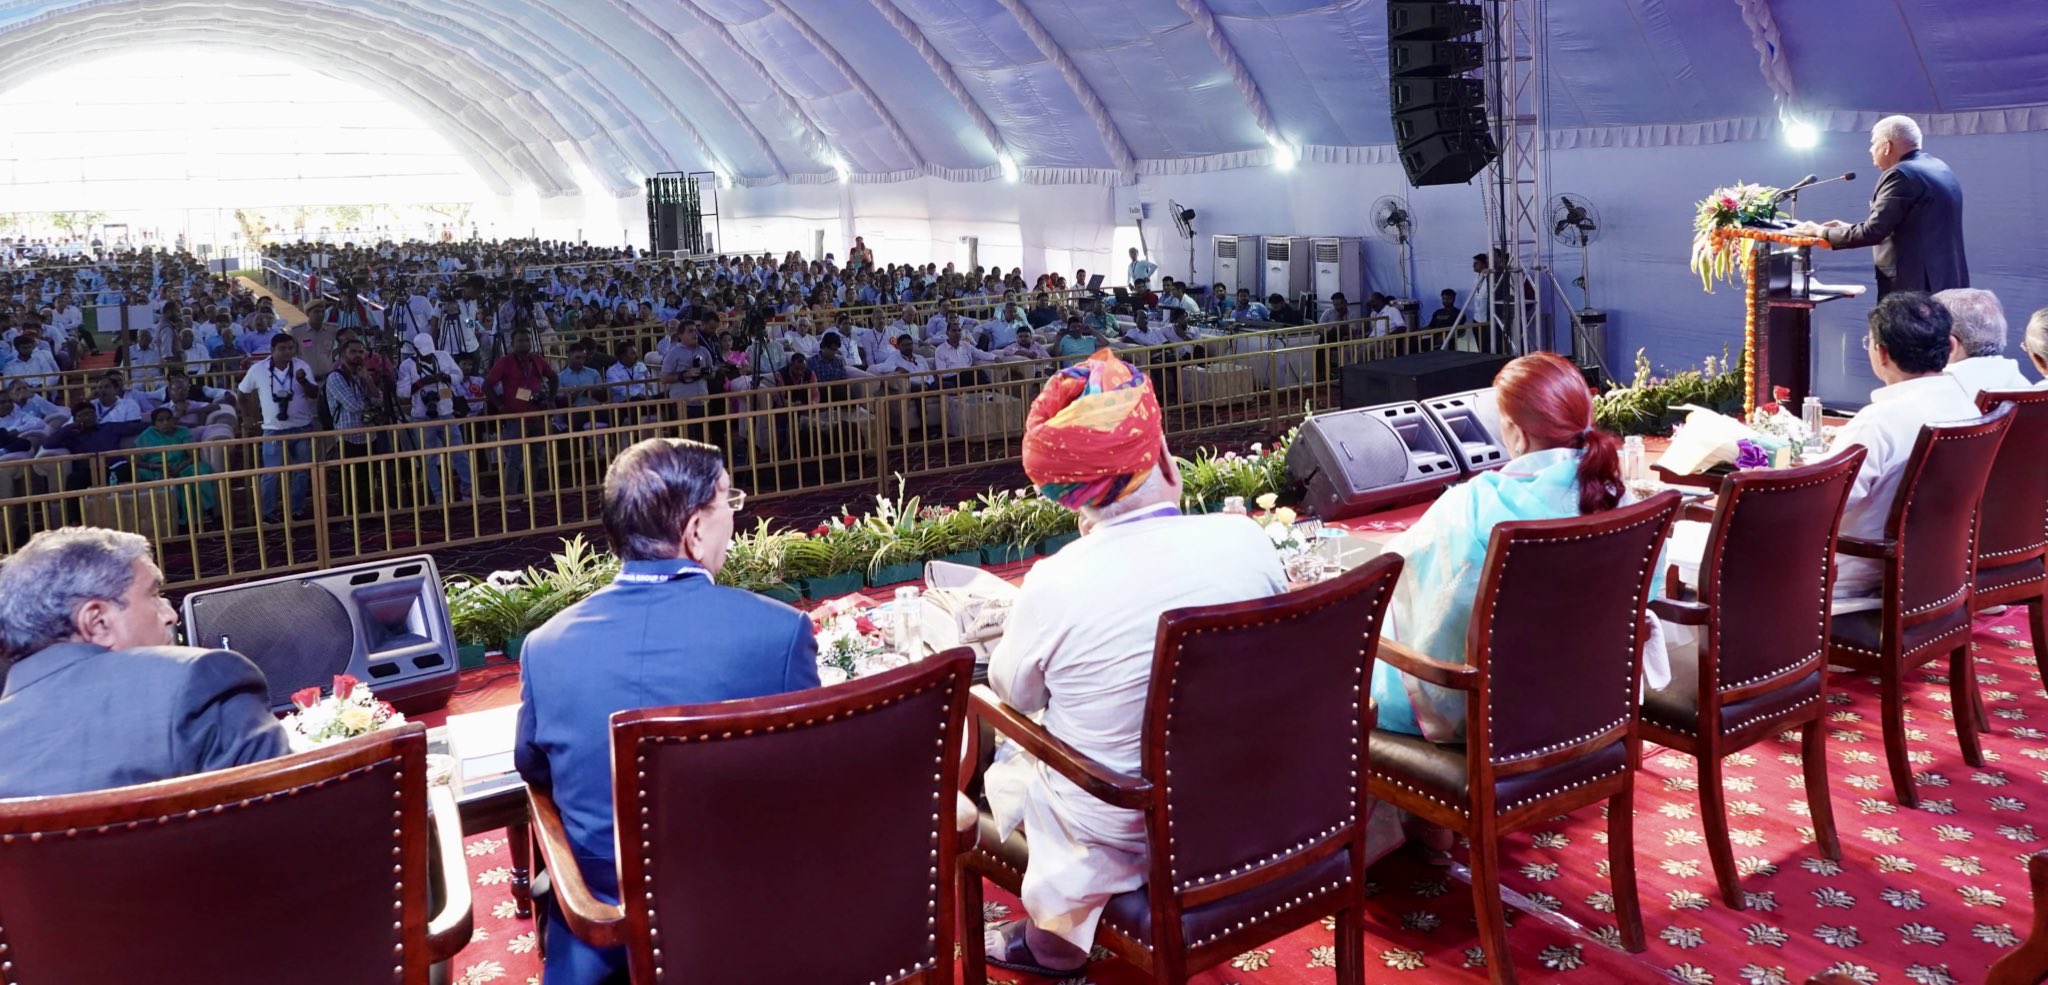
[984,919,1087,978]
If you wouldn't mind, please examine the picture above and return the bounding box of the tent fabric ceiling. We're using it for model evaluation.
[7,0,2046,197]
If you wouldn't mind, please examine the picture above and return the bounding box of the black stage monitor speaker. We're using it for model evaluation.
[1341,350,1512,408]
[1422,387,1509,474]
[1400,130,1499,186]
[1389,40,1484,79]
[182,555,460,715]
[1394,104,1490,145]
[1286,402,1463,520]
[1388,0,1484,41]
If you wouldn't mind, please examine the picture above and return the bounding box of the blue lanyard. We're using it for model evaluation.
[613,561,709,585]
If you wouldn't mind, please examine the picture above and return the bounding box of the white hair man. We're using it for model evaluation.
[1790,114,1967,299]
[1935,288,2033,395]
[0,528,289,798]
[977,350,1286,977]
[2025,307,2048,385]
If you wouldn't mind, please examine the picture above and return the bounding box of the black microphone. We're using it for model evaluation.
[1773,174,1820,202]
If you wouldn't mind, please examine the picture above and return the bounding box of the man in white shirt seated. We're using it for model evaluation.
[89,374,145,424]
[996,323,1051,363]
[981,349,1287,977]
[1935,288,2033,395]
[871,334,936,389]
[932,318,1002,386]
[4,334,60,388]
[1161,281,1200,319]
[1827,291,1984,609]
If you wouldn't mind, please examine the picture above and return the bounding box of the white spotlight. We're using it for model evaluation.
[1267,134,1297,170]
[998,150,1020,183]
[1783,117,1820,150]
[832,156,852,183]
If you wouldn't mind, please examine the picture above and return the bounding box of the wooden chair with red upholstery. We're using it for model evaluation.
[1825,403,2015,807]
[0,723,472,985]
[1971,388,2048,678]
[1643,450,1867,908]
[959,554,1405,985]
[1368,491,1683,985]
[1807,850,2048,985]
[531,650,975,984]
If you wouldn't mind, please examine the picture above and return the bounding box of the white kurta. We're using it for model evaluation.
[1827,373,1983,608]
[1945,355,2033,397]
[984,507,1286,950]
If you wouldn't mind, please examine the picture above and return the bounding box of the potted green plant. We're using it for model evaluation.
[444,574,531,667]
[974,488,1039,564]
[786,513,875,599]
[715,519,803,602]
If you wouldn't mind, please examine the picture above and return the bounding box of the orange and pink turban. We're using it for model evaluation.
[1022,349,1163,509]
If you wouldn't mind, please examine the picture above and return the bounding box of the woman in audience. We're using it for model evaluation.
[2026,306,2048,383]
[131,406,218,525]
[1370,351,1667,741]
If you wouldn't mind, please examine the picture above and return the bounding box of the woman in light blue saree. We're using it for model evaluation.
[1371,352,1671,742]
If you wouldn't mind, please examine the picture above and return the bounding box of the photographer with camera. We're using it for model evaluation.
[397,332,472,505]
[484,327,557,504]
[234,334,319,522]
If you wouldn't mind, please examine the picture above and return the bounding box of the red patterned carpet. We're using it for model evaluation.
[439,580,2044,984]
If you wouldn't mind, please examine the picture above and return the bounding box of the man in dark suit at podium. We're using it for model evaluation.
[1790,115,1966,299]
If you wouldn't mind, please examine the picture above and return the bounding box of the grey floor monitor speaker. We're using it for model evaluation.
[1286,402,1463,520]
[181,555,459,714]
[1422,387,1510,474]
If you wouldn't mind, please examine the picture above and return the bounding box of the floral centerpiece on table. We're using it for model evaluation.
[1689,182,1783,290]
[808,595,891,686]
[283,674,407,752]
[1255,493,1304,551]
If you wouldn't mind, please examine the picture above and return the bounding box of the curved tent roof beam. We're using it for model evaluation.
[666,0,846,174]
[990,0,1137,178]
[0,0,644,194]
[857,0,1009,164]
[588,0,790,181]
[754,0,922,170]
[0,26,547,195]
[1170,0,1287,151]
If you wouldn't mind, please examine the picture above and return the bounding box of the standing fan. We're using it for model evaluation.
[1370,195,1415,299]
[1169,199,1197,285]
[1545,193,1601,309]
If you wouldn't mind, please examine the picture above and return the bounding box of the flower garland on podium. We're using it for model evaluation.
[1690,184,1830,415]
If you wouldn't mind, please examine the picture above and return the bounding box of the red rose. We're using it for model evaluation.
[291,686,322,710]
[1720,196,1739,210]
[854,616,879,636]
[1762,401,1781,415]
[812,524,830,537]
[333,674,358,700]
[1772,385,1791,402]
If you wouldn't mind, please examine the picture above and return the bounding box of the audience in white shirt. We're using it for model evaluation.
[1936,289,2034,395]
[2026,306,2048,384]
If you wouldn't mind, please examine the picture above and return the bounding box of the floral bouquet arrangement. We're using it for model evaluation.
[1255,493,1304,551]
[1689,182,1783,289]
[283,674,407,752]
[1739,385,1810,468]
[809,595,894,686]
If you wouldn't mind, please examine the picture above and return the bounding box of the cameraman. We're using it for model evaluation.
[234,334,319,522]
[397,332,472,505]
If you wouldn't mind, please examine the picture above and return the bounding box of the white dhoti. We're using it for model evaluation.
[985,745,1147,952]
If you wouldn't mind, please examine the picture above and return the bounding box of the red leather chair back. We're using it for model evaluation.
[1701,451,1866,691]
[1888,404,2014,624]
[1142,554,1401,897]
[1470,492,1681,764]
[1974,389,2048,570]
[610,651,973,985]
[0,725,433,985]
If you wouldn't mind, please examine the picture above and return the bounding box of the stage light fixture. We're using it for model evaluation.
[1783,117,1820,149]
[1268,134,1297,170]
[998,150,1020,183]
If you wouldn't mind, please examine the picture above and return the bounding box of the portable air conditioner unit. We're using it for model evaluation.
[1210,235,1260,294]
[1259,235,1310,299]
[1310,236,1366,309]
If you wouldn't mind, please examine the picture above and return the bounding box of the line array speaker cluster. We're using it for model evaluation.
[1388,1,1498,186]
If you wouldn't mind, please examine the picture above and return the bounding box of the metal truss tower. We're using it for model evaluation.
[1484,0,1547,356]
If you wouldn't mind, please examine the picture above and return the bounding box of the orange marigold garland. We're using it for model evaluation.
[1704,226,1829,416]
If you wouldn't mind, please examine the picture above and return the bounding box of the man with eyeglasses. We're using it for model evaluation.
[1788,115,1966,300]
[516,438,815,985]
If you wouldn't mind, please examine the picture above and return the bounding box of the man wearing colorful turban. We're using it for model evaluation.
[980,348,1288,976]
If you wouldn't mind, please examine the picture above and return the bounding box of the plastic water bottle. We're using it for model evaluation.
[1222,496,1247,516]
[1621,435,1647,486]
[892,586,923,657]
[1802,397,1826,454]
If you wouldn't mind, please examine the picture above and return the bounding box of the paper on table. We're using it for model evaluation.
[445,703,521,788]
[1659,405,1758,476]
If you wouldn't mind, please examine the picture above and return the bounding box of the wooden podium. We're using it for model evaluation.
[1746,233,1860,408]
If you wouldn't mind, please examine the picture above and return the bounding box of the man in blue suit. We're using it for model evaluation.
[516,437,819,985]
[1792,115,1967,299]
[0,527,290,799]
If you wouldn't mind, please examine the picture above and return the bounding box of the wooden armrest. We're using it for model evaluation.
[1374,639,1479,692]
[1836,535,1897,560]
[969,686,1152,810]
[424,786,475,961]
[1680,499,1718,524]
[1650,597,1711,626]
[527,786,627,948]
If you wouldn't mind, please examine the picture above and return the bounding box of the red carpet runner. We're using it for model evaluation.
[445,606,2042,985]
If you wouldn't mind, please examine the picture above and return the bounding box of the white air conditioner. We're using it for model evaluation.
[1310,236,1365,311]
[1210,234,1255,295]
[1259,236,1310,300]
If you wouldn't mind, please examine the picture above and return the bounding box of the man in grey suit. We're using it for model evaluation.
[516,437,819,985]
[0,528,290,799]
[1791,115,1967,299]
